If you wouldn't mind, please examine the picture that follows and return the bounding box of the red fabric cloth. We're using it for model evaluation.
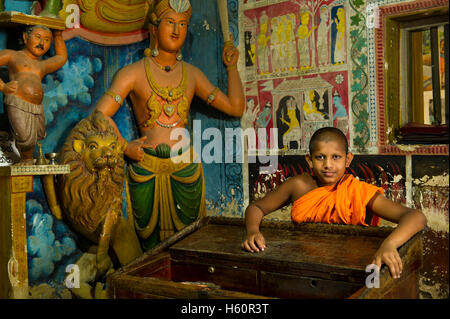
[291,174,384,226]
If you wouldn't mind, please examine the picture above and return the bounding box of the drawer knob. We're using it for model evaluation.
[208,266,215,274]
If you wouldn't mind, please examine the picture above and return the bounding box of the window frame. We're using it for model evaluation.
[375,0,449,155]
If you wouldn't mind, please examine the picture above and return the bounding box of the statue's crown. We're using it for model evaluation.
[151,0,192,25]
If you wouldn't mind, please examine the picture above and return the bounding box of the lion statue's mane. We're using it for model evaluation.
[57,110,125,240]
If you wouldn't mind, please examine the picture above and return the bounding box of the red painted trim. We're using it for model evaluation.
[63,27,148,45]
[375,0,449,155]
[378,145,449,155]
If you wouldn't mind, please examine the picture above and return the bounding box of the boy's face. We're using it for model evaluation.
[306,140,353,186]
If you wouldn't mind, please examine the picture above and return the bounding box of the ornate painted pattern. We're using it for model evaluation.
[0,165,70,176]
[366,0,403,150]
[223,0,245,212]
[349,0,371,152]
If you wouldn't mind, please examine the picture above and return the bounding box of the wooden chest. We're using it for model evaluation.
[108,217,423,299]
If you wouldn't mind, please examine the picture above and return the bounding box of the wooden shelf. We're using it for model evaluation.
[0,11,65,30]
[0,163,70,298]
[0,164,70,176]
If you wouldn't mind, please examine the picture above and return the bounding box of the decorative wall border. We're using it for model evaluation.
[223,0,245,212]
[0,165,70,176]
[379,144,449,155]
[373,0,449,155]
[366,0,402,149]
[349,0,371,152]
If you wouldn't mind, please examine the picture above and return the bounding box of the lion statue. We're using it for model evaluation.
[44,110,142,278]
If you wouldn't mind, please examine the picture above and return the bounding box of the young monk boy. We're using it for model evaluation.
[242,127,427,279]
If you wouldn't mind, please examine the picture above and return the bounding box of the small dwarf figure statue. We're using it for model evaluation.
[0,25,67,165]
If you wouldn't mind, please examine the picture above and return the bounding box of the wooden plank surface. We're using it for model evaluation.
[169,224,386,278]
[109,274,271,299]
[0,11,66,30]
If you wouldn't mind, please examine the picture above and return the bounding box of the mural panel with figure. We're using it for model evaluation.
[241,70,349,152]
[241,0,350,154]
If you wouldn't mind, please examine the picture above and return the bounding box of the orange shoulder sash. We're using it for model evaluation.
[291,174,384,226]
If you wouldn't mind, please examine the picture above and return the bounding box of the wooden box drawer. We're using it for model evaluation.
[260,271,362,299]
[171,259,259,295]
[108,217,423,299]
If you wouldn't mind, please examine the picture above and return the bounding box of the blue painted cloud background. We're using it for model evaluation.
[26,199,79,282]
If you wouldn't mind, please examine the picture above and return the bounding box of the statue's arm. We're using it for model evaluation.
[193,65,244,117]
[193,43,244,117]
[0,50,16,93]
[0,49,12,67]
[43,30,68,74]
[96,64,148,161]
[95,66,135,143]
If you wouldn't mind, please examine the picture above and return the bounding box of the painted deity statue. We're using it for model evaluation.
[333,7,345,65]
[297,11,316,70]
[95,0,244,250]
[0,25,67,165]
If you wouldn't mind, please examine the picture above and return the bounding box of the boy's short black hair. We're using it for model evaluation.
[309,127,349,154]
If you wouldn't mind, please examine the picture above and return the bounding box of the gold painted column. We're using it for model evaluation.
[0,165,69,299]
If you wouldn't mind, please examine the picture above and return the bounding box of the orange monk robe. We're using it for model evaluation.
[291,174,384,227]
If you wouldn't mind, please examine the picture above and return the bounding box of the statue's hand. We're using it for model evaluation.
[222,35,239,67]
[124,136,147,162]
[52,30,63,38]
[3,81,18,94]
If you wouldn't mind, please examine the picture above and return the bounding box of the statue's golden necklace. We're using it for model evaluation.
[142,57,189,128]
[151,57,180,72]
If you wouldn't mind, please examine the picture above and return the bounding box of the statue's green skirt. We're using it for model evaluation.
[127,144,205,251]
